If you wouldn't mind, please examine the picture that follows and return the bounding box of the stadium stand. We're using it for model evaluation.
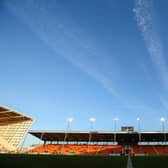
[1,106,168,157]
[133,145,156,155]
[29,144,123,155]
[29,144,168,156]
[29,130,168,155]
[0,106,33,152]
[132,145,168,155]
[155,145,168,155]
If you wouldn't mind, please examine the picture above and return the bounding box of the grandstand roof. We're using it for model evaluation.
[29,130,168,144]
[0,105,33,125]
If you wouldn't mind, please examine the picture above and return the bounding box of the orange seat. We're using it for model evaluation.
[28,144,122,155]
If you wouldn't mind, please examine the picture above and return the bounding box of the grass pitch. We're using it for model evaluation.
[0,154,127,168]
[131,156,168,168]
[2,154,168,168]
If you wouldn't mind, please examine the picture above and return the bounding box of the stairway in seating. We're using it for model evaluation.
[96,146,103,154]
[152,146,158,155]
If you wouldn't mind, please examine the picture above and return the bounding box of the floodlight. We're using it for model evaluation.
[112,117,120,132]
[89,117,96,122]
[67,117,74,122]
[160,117,166,122]
[112,117,120,121]
[136,117,141,121]
[136,117,141,133]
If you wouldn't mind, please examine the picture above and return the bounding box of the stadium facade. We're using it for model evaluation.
[0,106,33,152]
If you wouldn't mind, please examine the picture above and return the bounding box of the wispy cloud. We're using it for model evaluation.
[5,0,160,117]
[133,0,168,90]
[5,0,120,98]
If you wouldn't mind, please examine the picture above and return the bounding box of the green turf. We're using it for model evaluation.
[131,156,168,168]
[0,154,127,168]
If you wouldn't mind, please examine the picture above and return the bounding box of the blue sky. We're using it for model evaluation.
[1,0,168,144]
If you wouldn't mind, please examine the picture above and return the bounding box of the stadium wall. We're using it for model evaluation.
[0,106,33,152]
[0,120,32,147]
